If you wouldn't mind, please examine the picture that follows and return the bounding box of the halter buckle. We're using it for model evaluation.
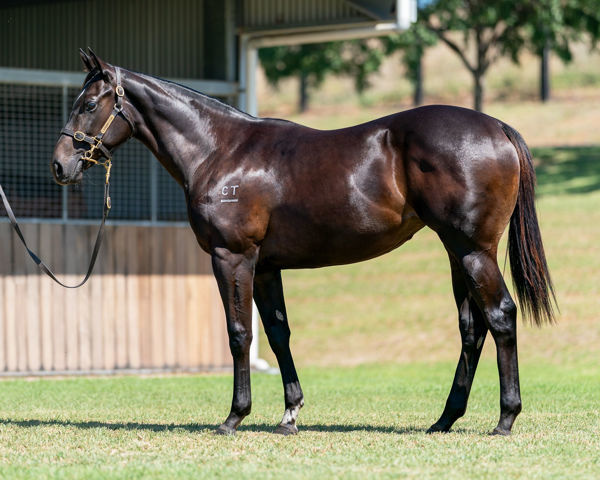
[115,85,125,97]
[74,131,86,142]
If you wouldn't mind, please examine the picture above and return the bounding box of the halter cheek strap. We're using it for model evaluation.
[60,67,134,185]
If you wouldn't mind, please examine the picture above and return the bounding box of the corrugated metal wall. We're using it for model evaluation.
[0,0,205,78]
[241,0,370,30]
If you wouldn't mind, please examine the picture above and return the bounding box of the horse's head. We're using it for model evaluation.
[52,48,134,185]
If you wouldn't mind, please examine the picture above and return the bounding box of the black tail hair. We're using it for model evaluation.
[502,122,557,326]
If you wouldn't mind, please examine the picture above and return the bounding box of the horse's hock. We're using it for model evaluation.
[0,222,231,374]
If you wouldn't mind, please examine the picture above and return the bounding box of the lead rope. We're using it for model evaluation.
[0,170,111,289]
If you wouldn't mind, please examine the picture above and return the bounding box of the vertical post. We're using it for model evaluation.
[397,0,417,30]
[224,0,236,83]
[238,35,258,116]
[238,35,248,112]
[245,45,258,117]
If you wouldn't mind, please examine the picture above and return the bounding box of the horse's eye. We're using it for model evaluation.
[86,101,97,112]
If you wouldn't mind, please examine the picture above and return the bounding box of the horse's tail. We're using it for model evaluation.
[501,122,556,326]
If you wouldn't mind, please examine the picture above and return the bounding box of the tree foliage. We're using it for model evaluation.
[420,0,600,108]
[259,0,600,113]
[259,43,344,90]
[420,0,538,111]
[524,0,599,61]
[258,40,384,112]
[383,23,438,105]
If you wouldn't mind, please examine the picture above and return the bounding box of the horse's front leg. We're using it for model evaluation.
[211,246,257,435]
[254,269,304,435]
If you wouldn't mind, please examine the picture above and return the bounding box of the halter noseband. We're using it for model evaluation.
[60,67,134,187]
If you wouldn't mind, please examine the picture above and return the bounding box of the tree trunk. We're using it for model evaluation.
[540,40,550,102]
[474,27,485,112]
[474,72,484,112]
[413,53,424,106]
[299,72,309,113]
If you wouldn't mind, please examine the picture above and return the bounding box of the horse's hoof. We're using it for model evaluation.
[426,423,449,434]
[490,427,511,436]
[274,423,298,436]
[215,424,236,436]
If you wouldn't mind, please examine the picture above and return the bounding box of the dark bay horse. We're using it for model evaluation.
[52,49,555,436]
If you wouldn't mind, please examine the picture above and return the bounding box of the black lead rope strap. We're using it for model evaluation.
[0,180,111,289]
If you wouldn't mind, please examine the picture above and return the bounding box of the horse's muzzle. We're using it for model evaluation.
[51,156,83,185]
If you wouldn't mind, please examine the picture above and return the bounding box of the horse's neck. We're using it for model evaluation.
[125,70,250,187]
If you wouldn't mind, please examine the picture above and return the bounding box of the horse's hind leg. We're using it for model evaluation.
[428,253,488,433]
[253,269,304,435]
[444,245,522,435]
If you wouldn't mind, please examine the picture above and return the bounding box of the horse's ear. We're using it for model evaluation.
[87,47,114,82]
[79,48,94,73]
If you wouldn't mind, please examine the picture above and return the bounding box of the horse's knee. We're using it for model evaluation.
[228,323,252,357]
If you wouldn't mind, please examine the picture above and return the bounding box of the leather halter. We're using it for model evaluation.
[60,67,134,194]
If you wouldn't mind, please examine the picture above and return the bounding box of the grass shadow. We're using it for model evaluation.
[0,418,436,435]
[533,145,600,196]
[0,418,218,433]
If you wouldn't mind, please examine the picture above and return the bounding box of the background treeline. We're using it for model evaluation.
[259,0,600,112]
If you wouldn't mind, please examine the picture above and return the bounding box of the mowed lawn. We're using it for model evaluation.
[1,146,599,478]
[0,362,598,479]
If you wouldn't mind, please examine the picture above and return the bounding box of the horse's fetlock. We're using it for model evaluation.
[284,381,304,408]
[287,393,304,410]
[445,398,467,419]
[233,400,252,418]
[501,396,522,416]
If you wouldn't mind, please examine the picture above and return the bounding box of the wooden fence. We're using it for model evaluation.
[0,222,231,374]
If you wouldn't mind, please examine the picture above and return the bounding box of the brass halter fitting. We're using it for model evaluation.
[60,66,132,207]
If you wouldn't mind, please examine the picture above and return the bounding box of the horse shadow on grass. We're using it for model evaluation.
[534,145,600,196]
[0,418,438,435]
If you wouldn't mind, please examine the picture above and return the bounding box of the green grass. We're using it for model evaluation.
[2,146,599,478]
[0,362,598,479]
[534,146,600,196]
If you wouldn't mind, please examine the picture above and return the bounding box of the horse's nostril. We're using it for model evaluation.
[53,160,63,178]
